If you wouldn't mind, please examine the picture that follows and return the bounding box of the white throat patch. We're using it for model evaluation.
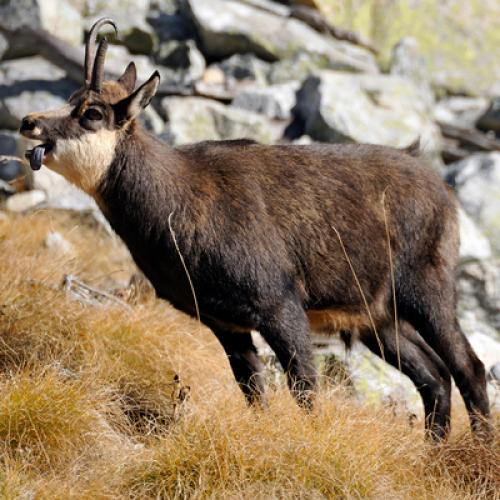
[45,129,118,196]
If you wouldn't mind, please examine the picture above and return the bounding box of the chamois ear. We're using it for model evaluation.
[114,71,160,124]
[117,62,137,93]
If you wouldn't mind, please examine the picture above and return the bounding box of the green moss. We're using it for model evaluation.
[317,0,500,95]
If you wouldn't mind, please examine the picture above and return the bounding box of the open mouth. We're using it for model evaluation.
[25,142,54,171]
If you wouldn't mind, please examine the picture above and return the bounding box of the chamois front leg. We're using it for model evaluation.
[259,298,317,410]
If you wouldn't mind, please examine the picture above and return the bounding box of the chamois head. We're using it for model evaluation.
[19,18,160,195]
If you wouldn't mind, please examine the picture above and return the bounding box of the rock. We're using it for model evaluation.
[155,40,205,84]
[6,189,46,212]
[38,0,84,47]
[85,0,150,17]
[121,21,158,56]
[457,259,500,334]
[0,0,83,49]
[138,106,165,135]
[294,71,440,154]
[161,96,281,145]
[185,0,378,73]
[85,0,158,55]
[0,91,67,131]
[489,362,500,383]
[0,57,77,130]
[293,135,313,145]
[44,231,72,254]
[445,153,500,254]
[219,54,270,86]
[476,98,500,136]
[268,51,331,84]
[390,37,428,86]
[104,46,157,84]
[0,179,15,197]
[468,333,500,371]
[0,57,67,84]
[0,131,19,157]
[434,97,490,129]
[147,9,197,43]
[0,156,25,182]
[458,208,492,262]
[0,33,8,61]
[319,1,500,96]
[33,168,98,212]
[85,14,158,55]
[233,81,300,120]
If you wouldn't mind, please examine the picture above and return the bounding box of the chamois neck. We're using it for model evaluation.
[97,125,186,237]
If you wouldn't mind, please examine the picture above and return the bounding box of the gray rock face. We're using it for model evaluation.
[233,81,300,120]
[33,168,99,212]
[294,71,440,153]
[446,153,500,254]
[458,208,492,262]
[0,156,25,183]
[0,0,83,48]
[457,259,500,335]
[434,97,489,129]
[0,33,8,61]
[161,96,281,145]
[0,91,67,130]
[85,13,158,55]
[0,131,19,157]
[185,0,378,73]
[0,57,77,130]
[156,39,205,84]
[218,54,271,86]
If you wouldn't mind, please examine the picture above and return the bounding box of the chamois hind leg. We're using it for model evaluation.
[258,298,317,410]
[360,320,452,440]
[212,329,267,407]
[401,267,491,439]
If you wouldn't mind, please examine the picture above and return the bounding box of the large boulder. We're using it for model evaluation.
[184,0,378,74]
[155,39,206,84]
[85,14,158,56]
[0,0,83,51]
[313,0,500,96]
[161,97,282,145]
[458,208,492,262]
[233,81,300,120]
[0,130,19,157]
[434,97,489,129]
[457,259,500,335]
[33,167,98,212]
[0,57,75,130]
[446,153,500,254]
[294,71,440,154]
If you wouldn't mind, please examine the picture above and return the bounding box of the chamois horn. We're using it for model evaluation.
[84,17,117,88]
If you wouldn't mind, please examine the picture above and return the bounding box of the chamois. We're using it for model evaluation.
[20,18,491,440]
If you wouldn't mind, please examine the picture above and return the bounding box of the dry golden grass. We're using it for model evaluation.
[0,209,498,499]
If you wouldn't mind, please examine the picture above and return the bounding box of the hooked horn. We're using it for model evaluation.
[90,37,108,92]
[84,17,117,87]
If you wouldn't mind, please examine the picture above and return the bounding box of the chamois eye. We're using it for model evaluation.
[83,108,103,121]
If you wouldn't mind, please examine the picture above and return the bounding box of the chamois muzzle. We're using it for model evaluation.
[19,117,54,170]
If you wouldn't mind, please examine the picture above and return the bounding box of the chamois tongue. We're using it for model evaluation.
[25,145,45,171]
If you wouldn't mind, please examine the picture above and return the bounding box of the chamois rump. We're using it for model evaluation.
[19,18,490,440]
